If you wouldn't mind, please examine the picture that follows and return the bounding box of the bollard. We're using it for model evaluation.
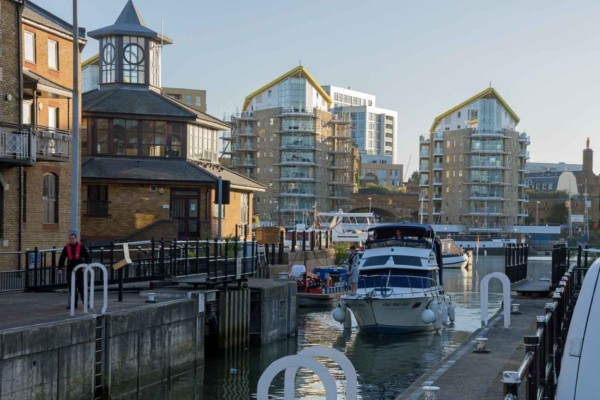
[473,337,490,353]
[146,292,157,303]
[422,386,440,400]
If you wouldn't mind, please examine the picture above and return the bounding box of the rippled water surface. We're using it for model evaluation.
[198,257,551,399]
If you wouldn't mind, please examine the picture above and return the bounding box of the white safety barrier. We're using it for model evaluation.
[480,272,511,328]
[257,346,357,400]
[70,262,109,317]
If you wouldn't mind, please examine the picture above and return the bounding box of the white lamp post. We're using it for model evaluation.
[368,197,372,213]
[536,201,540,225]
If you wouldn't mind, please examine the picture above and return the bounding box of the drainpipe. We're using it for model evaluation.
[17,0,24,269]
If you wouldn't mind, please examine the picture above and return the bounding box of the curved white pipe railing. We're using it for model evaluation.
[70,262,109,317]
[480,272,511,328]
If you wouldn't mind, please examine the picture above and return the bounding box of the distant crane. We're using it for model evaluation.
[403,155,412,183]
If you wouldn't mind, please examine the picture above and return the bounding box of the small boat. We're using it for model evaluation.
[333,223,454,334]
[441,238,469,269]
[293,265,351,307]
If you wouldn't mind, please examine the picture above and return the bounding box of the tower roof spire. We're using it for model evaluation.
[88,0,173,44]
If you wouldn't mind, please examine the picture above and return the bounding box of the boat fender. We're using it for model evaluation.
[448,302,456,323]
[441,302,449,324]
[428,300,440,314]
[332,304,346,323]
[421,309,436,324]
[327,276,333,287]
[433,306,443,331]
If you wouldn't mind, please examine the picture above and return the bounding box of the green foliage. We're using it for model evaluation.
[407,170,419,185]
[547,203,568,224]
[333,243,350,265]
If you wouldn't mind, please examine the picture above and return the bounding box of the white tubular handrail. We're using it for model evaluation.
[70,262,109,317]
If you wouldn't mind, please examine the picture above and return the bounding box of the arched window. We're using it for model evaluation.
[43,173,58,224]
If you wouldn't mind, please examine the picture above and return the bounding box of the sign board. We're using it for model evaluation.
[571,214,584,223]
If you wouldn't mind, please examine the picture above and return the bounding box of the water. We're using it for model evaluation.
[198,256,551,399]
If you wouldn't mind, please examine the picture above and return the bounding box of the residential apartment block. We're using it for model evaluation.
[418,88,530,232]
[322,85,398,164]
[226,66,358,227]
[360,155,403,187]
[0,0,86,268]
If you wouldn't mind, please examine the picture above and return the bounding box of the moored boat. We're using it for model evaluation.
[294,266,351,307]
[441,238,469,269]
[333,223,454,334]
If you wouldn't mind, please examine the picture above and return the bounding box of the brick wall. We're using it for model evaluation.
[0,0,21,124]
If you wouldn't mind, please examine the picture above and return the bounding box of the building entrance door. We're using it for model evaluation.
[171,189,200,238]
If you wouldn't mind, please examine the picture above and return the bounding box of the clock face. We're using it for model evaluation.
[123,43,144,65]
[102,43,115,64]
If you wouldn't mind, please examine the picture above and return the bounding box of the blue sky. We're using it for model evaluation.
[39,0,600,174]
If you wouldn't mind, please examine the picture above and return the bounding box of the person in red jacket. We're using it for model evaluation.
[58,232,90,308]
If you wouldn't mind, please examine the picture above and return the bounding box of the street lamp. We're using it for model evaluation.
[536,201,540,225]
[368,197,372,213]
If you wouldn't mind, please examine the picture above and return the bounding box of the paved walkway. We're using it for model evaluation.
[397,295,549,400]
[0,286,167,331]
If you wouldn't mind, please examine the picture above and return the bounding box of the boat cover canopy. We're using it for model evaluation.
[367,223,436,240]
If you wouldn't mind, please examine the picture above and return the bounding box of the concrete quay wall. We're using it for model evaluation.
[0,299,205,400]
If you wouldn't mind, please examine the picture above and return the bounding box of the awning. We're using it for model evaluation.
[23,68,73,99]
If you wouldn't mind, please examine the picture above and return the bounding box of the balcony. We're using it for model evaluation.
[433,133,443,141]
[469,162,506,169]
[1,124,72,164]
[36,128,71,161]
[419,165,429,172]
[469,194,504,201]
[279,174,315,182]
[518,195,529,202]
[469,209,504,216]
[433,163,443,170]
[519,150,530,159]
[419,179,429,187]
[433,179,443,186]
[518,133,530,144]
[279,190,316,198]
[279,107,316,117]
[433,148,443,156]
[232,111,255,120]
[419,150,429,157]
[471,129,505,138]
[0,126,36,165]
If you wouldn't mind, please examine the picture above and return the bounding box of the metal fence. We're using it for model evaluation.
[501,244,596,399]
[0,238,258,293]
[504,243,528,283]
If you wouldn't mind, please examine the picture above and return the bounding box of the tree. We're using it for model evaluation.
[407,170,419,185]
[547,203,568,224]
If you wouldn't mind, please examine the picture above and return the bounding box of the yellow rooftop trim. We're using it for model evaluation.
[242,66,332,111]
[82,54,99,68]
[429,87,520,133]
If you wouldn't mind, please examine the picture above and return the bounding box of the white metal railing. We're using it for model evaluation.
[70,262,108,317]
[0,128,35,161]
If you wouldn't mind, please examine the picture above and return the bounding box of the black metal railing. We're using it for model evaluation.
[10,238,258,293]
[504,243,528,283]
[501,244,597,399]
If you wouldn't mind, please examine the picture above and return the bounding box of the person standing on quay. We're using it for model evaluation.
[58,232,90,308]
[348,245,360,294]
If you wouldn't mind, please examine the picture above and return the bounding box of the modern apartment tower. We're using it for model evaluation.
[322,85,398,164]
[227,67,358,227]
[418,88,530,232]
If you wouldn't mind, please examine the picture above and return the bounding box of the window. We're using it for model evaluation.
[87,185,108,217]
[48,39,58,70]
[101,36,116,84]
[42,174,58,224]
[122,36,145,84]
[48,107,58,129]
[24,31,35,63]
[240,193,249,226]
[185,95,192,105]
[457,111,461,118]
[195,96,202,107]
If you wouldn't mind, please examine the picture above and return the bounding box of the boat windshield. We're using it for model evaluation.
[362,255,423,268]
[441,239,463,256]
[359,268,437,289]
[366,238,432,250]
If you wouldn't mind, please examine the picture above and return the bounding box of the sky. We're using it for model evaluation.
[38,0,600,175]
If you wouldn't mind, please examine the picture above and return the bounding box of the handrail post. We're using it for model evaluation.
[271,243,276,265]
[291,229,296,252]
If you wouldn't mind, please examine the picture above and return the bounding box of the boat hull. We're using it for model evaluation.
[343,295,437,334]
[442,254,469,269]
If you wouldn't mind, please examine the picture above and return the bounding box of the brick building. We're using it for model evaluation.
[0,0,85,269]
[81,0,263,243]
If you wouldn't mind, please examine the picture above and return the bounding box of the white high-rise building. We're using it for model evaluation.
[322,86,398,164]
